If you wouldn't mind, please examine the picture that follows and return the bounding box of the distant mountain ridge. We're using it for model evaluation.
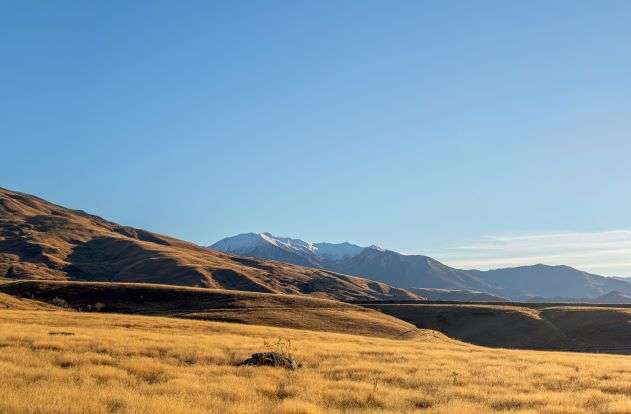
[0,188,420,302]
[211,232,631,300]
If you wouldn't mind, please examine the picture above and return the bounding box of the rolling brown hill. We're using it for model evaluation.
[407,288,508,302]
[0,291,56,310]
[0,187,419,301]
[364,302,631,354]
[0,280,418,338]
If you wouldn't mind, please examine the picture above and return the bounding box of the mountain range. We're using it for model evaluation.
[210,232,631,300]
[3,185,631,303]
[0,187,417,301]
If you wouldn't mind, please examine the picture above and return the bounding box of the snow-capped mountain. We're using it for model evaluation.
[212,232,316,256]
[209,232,368,268]
[210,233,490,291]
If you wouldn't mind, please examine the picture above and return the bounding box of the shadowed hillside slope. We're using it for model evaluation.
[0,187,418,301]
[365,303,631,353]
[0,280,418,339]
[408,288,507,302]
[0,291,56,310]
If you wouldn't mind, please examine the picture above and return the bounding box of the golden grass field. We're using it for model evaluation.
[3,309,631,414]
[0,281,418,339]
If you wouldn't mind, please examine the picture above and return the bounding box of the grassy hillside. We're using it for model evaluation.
[0,280,417,339]
[539,306,631,353]
[366,303,631,353]
[3,309,631,413]
[0,292,57,310]
[0,187,418,301]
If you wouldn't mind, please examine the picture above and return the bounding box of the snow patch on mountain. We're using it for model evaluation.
[210,233,366,261]
[259,232,318,255]
[313,242,365,260]
[210,232,267,254]
[368,244,386,252]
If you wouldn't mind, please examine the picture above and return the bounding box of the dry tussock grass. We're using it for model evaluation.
[2,309,631,413]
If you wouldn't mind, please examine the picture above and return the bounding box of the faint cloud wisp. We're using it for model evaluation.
[431,230,631,277]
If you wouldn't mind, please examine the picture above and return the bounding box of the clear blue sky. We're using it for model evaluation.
[2,1,631,275]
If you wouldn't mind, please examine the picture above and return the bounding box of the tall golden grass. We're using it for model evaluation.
[2,309,631,413]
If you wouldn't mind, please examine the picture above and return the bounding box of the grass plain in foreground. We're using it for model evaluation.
[2,310,631,413]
